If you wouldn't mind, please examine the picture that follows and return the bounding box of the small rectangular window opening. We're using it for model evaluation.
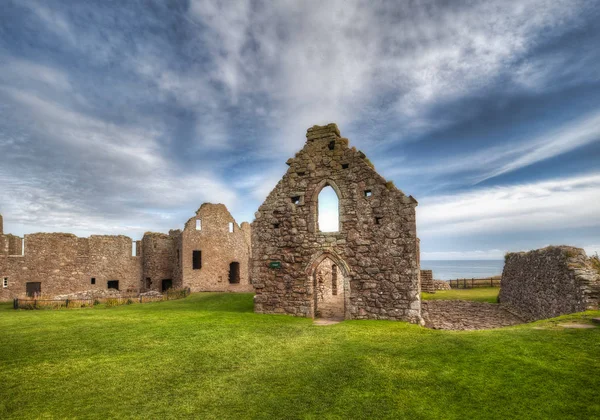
[196,219,202,230]
[273,223,280,229]
[328,140,335,150]
[107,280,119,290]
[21,238,25,256]
[177,249,180,263]
[364,190,372,197]
[132,242,137,256]
[193,250,202,269]
[2,277,8,288]
[91,277,96,285]
[342,163,349,169]
[291,196,301,205]
[229,222,234,233]
[375,217,383,225]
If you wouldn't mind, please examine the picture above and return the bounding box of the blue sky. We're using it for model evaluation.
[1,0,599,260]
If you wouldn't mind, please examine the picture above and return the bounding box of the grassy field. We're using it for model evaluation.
[1,293,599,419]
[422,287,500,303]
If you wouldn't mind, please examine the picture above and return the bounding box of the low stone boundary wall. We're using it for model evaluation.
[433,280,451,291]
[13,288,191,309]
[422,300,524,330]
[500,246,600,321]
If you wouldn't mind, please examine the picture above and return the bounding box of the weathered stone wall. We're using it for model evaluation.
[141,232,176,292]
[251,123,421,323]
[433,280,451,291]
[500,246,600,321]
[0,233,141,300]
[180,203,252,292]
[0,204,252,301]
[420,270,434,293]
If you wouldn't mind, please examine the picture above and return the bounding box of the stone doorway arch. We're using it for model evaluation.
[305,251,351,320]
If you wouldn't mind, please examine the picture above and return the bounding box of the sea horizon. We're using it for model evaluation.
[420,260,505,281]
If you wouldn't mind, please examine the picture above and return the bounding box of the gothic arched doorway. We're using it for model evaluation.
[306,252,351,320]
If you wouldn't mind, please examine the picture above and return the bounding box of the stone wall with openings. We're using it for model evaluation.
[0,233,142,300]
[180,203,252,292]
[141,232,176,292]
[500,246,600,321]
[251,123,421,323]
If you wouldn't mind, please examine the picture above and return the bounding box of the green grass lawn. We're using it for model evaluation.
[422,287,500,303]
[1,293,599,419]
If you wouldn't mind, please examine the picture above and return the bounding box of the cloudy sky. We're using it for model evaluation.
[1,0,599,260]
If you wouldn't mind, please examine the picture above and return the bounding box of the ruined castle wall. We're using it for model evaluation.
[169,230,184,289]
[0,233,142,300]
[0,203,251,301]
[87,235,141,294]
[6,234,23,256]
[251,124,421,322]
[500,246,600,321]
[180,203,252,292]
[141,233,175,292]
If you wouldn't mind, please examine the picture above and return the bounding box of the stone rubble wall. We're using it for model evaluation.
[0,203,252,301]
[433,280,451,291]
[251,123,421,323]
[500,246,600,321]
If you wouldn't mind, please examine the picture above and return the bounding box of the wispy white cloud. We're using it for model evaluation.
[381,109,600,184]
[418,173,600,236]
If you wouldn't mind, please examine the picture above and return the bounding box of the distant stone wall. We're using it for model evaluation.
[0,203,252,301]
[180,203,252,293]
[420,270,434,293]
[433,280,451,291]
[0,233,141,300]
[500,246,600,321]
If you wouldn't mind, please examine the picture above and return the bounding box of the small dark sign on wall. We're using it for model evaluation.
[269,261,282,269]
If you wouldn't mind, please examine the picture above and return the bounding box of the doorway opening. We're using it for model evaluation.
[161,279,173,292]
[26,282,41,297]
[229,262,240,284]
[311,257,347,320]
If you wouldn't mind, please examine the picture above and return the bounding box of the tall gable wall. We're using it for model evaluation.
[251,124,421,323]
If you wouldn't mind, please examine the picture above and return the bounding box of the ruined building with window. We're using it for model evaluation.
[0,204,252,300]
[251,123,422,323]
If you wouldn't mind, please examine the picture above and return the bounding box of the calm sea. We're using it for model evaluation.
[420,260,504,280]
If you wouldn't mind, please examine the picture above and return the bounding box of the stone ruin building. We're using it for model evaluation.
[0,204,252,301]
[500,246,600,321]
[251,123,422,323]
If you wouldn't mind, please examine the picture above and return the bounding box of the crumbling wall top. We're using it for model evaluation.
[306,123,341,141]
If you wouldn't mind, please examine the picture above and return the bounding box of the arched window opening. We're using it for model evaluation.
[317,186,339,232]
